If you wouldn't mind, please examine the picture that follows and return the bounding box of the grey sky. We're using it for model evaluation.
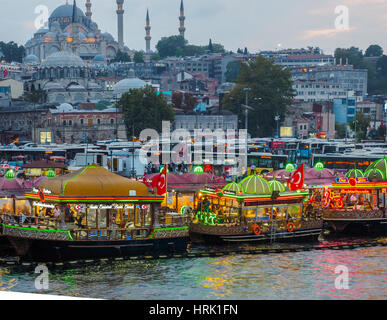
[1,0,387,54]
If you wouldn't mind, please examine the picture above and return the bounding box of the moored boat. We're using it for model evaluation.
[189,175,323,244]
[0,165,189,261]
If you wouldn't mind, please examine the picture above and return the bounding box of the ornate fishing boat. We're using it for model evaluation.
[0,165,189,261]
[322,177,387,233]
[189,176,323,244]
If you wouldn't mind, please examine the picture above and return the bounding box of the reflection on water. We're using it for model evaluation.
[0,238,386,300]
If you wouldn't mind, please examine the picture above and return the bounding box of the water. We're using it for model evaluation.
[0,238,386,300]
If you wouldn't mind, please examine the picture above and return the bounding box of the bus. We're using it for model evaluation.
[247,152,288,175]
[312,152,384,171]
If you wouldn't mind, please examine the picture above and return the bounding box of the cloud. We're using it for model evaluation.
[300,27,356,40]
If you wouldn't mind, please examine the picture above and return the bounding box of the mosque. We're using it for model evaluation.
[24,0,126,63]
[23,0,187,104]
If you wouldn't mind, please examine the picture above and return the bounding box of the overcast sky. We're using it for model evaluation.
[1,0,387,54]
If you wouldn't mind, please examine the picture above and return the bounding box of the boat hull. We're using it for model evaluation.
[6,236,189,261]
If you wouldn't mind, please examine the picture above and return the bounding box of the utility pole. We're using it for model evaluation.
[243,87,251,134]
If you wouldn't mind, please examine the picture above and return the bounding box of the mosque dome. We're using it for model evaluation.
[113,77,147,97]
[101,32,114,42]
[50,4,85,20]
[43,81,65,91]
[35,28,49,35]
[57,103,74,113]
[24,54,40,65]
[67,83,86,92]
[41,51,86,68]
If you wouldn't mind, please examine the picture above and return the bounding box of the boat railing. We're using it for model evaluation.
[157,213,190,228]
[0,213,61,230]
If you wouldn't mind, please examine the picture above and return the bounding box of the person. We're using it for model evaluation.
[53,205,61,223]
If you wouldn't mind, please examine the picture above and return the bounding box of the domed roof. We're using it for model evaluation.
[57,103,74,112]
[87,81,102,90]
[364,168,385,182]
[67,83,86,91]
[41,51,86,68]
[35,28,49,35]
[345,169,364,178]
[50,4,85,20]
[268,180,286,192]
[239,175,271,195]
[365,158,387,180]
[39,165,149,197]
[25,54,40,64]
[101,32,114,42]
[44,81,65,91]
[222,182,242,194]
[113,77,147,97]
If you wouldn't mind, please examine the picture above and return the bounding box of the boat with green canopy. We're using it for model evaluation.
[190,175,323,244]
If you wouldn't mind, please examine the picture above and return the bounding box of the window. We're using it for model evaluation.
[110,119,115,124]
[97,119,101,125]
[80,119,84,125]
[63,120,66,126]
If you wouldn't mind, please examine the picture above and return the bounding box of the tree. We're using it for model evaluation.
[172,91,183,109]
[133,51,144,63]
[183,93,197,111]
[0,41,25,63]
[156,35,187,58]
[222,56,295,137]
[335,123,346,139]
[24,89,47,104]
[334,47,365,68]
[208,39,213,53]
[349,112,371,141]
[225,60,241,82]
[114,49,131,62]
[119,86,174,137]
[365,45,383,57]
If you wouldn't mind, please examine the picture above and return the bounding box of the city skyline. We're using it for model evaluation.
[1,0,387,54]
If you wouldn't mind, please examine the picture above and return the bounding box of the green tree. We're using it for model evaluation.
[225,60,241,82]
[172,91,183,109]
[335,123,346,139]
[222,56,295,137]
[0,41,25,63]
[365,45,383,57]
[133,51,144,63]
[156,35,187,58]
[114,49,131,62]
[334,47,365,68]
[24,89,47,104]
[119,86,174,137]
[349,112,371,141]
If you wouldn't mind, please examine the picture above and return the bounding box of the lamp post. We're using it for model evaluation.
[114,94,119,142]
[243,87,251,133]
[274,114,280,138]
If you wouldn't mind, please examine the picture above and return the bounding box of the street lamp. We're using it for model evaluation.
[274,114,280,138]
[242,87,251,133]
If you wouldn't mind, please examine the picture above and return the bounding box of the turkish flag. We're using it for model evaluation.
[3,69,7,78]
[288,163,304,191]
[156,165,167,195]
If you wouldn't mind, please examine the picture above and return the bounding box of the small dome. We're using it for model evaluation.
[268,180,286,193]
[365,158,387,180]
[239,175,271,195]
[113,77,147,97]
[24,54,40,65]
[67,83,86,91]
[87,32,96,38]
[41,51,86,68]
[345,169,364,178]
[222,182,242,194]
[35,28,49,35]
[364,168,385,182]
[101,32,114,42]
[43,81,65,91]
[87,81,102,90]
[57,103,74,113]
[78,32,86,39]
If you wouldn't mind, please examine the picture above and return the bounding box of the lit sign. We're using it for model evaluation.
[89,204,135,210]
[33,201,54,208]
[335,177,369,184]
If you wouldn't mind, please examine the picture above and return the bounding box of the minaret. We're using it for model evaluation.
[145,9,151,54]
[85,0,92,19]
[179,0,186,38]
[116,0,125,49]
[70,0,81,54]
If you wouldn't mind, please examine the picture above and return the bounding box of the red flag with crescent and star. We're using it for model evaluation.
[152,165,167,195]
[288,163,304,191]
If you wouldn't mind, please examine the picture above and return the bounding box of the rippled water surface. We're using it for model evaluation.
[0,238,386,300]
